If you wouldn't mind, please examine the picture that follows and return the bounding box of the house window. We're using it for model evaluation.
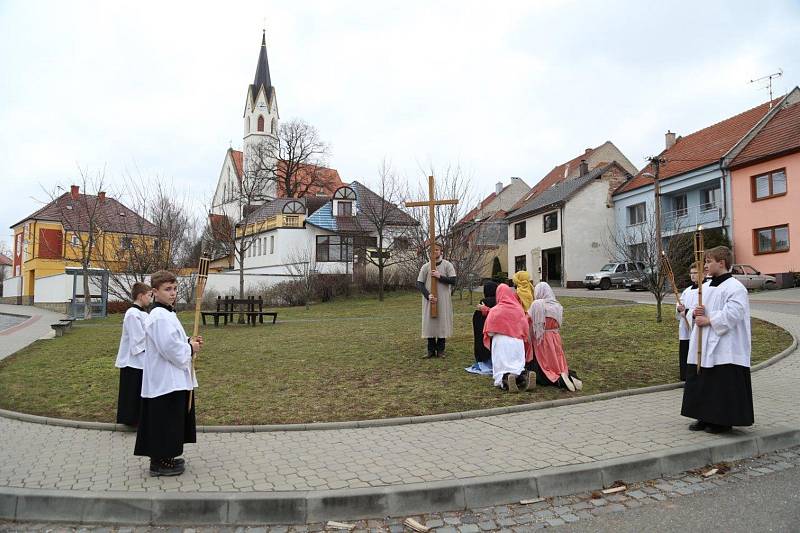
[543,211,558,233]
[393,237,410,251]
[257,238,262,256]
[754,224,790,254]
[701,187,720,210]
[629,243,647,261]
[514,221,526,240]
[752,169,787,201]
[257,115,265,132]
[627,203,646,226]
[316,235,353,262]
[71,233,81,246]
[121,236,132,250]
[514,255,526,272]
[270,235,275,254]
[673,194,688,217]
[337,201,353,216]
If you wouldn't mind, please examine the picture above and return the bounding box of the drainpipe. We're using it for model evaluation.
[719,158,729,244]
[560,205,565,287]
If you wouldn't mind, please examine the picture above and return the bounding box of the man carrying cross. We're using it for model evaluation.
[406,175,459,358]
[417,242,457,358]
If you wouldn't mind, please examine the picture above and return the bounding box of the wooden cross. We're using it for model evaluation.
[405,175,459,318]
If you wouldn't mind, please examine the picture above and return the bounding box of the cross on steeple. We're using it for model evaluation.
[405,175,459,318]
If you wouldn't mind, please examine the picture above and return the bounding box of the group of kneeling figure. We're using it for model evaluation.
[474,272,582,393]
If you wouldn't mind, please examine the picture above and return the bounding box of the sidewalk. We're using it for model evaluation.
[0,307,797,525]
[0,304,66,361]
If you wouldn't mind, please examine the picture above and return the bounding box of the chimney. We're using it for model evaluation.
[665,130,677,150]
[98,191,106,203]
[495,181,503,194]
[579,159,589,175]
[70,185,80,200]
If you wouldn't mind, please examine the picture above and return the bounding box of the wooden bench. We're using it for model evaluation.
[201,296,278,327]
[201,296,231,327]
[51,323,69,337]
[59,318,75,329]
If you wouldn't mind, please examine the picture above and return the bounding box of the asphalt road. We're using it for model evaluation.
[556,467,800,533]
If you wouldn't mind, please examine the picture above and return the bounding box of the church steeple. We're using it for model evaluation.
[252,30,272,95]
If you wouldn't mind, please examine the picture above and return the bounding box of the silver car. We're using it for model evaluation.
[584,262,646,290]
[731,264,777,290]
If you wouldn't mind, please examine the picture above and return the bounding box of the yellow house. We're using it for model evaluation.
[9,185,163,303]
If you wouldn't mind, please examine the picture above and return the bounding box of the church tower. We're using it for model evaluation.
[243,31,279,199]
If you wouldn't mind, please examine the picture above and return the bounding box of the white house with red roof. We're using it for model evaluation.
[505,142,637,286]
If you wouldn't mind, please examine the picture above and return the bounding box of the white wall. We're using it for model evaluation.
[33,273,71,303]
[2,276,22,298]
[563,181,615,283]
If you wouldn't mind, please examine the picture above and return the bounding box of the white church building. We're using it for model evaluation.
[205,33,417,291]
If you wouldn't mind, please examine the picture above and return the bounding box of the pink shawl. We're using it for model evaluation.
[483,284,533,361]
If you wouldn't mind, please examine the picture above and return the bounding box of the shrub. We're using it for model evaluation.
[107,300,132,314]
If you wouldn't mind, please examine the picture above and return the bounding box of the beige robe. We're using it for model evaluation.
[418,259,456,338]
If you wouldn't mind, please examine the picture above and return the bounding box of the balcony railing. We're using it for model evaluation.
[662,202,722,232]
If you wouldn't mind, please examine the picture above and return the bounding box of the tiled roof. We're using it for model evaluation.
[276,161,343,197]
[508,163,622,221]
[614,98,779,195]
[0,254,11,266]
[245,196,329,224]
[731,100,800,169]
[510,148,596,212]
[11,192,160,236]
[230,149,244,179]
[305,181,418,234]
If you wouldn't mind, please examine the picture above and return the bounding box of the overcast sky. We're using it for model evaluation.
[1,0,798,249]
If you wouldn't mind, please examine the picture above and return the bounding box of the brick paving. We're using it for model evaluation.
[1,308,797,494]
[2,444,798,532]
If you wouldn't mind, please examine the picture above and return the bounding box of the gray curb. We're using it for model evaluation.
[1,427,798,526]
[0,316,795,434]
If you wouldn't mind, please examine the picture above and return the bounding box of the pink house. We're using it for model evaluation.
[730,99,800,286]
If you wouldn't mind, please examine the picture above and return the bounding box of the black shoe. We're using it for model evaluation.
[706,424,732,434]
[149,459,185,477]
[688,421,707,431]
[424,350,436,359]
[170,457,185,467]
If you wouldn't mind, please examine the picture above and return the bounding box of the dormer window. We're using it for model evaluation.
[332,186,357,217]
[337,201,352,216]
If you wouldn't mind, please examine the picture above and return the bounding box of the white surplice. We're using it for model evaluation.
[140,306,198,398]
[687,276,751,368]
[114,306,148,370]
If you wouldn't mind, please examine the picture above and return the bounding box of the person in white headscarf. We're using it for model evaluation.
[528,282,582,391]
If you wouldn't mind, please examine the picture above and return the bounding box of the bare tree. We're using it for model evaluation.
[41,170,109,319]
[356,159,418,301]
[97,176,199,301]
[0,240,11,295]
[405,163,488,300]
[605,210,689,322]
[285,244,317,310]
[273,119,334,198]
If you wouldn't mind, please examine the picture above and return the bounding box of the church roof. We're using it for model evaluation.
[249,31,273,103]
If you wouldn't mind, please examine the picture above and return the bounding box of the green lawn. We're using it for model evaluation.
[0,292,792,425]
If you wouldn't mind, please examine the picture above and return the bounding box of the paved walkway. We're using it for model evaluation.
[0,304,66,361]
[0,300,798,524]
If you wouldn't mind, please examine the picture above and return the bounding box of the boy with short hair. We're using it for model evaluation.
[681,246,754,434]
[134,270,202,476]
[675,266,700,381]
[115,282,152,426]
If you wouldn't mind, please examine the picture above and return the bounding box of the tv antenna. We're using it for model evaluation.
[750,69,783,107]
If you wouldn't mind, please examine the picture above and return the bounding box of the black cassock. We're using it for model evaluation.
[472,281,498,364]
